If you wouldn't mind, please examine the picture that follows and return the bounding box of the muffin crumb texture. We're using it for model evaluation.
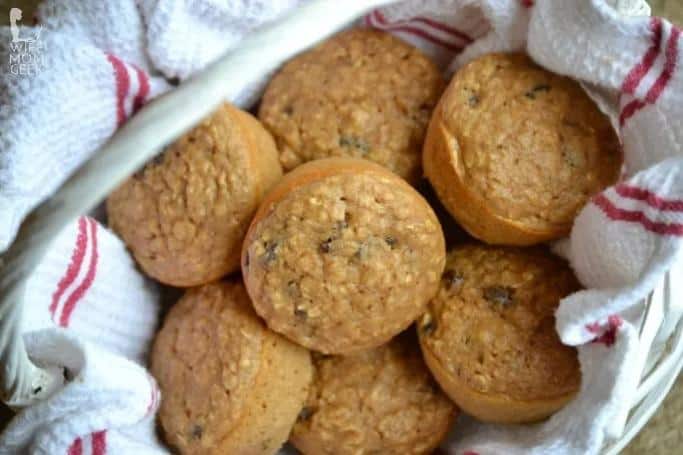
[424,53,621,244]
[420,245,581,404]
[243,159,446,354]
[291,334,457,455]
[259,28,445,183]
[151,281,311,454]
[108,103,282,286]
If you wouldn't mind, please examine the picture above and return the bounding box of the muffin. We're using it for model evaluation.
[290,333,457,455]
[259,28,445,184]
[241,158,446,354]
[418,244,581,423]
[107,103,282,287]
[150,280,312,454]
[423,53,621,245]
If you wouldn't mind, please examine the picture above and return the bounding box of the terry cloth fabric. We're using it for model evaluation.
[0,215,163,454]
[0,0,681,454]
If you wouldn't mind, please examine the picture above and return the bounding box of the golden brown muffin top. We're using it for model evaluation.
[107,103,281,286]
[259,28,445,183]
[291,334,456,455]
[151,282,265,453]
[440,53,620,231]
[242,158,445,354]
[419,245,581,401]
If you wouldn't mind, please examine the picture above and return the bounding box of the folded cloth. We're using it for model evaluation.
[0,12,170,252]
[22,217,160,364]
[0,331,164,454]
[140,0,302,80]
[0,216,163,454]
[1,0,682,454]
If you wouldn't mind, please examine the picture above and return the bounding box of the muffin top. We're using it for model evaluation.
[438,53,620,233]
[107,103,281,286]
[419,245,581,401]
[242,158,445,354]
[291,333,456,455]
[259,28,444,183]
[151,282,269,452]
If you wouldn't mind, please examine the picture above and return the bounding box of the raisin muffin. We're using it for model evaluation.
[423,53,621,245]
[108,103,282,287]
[290,333,457,455]
[241,158,446,354]
[418,244,581,423]
[259,28,445,184]
[150,280,312,454]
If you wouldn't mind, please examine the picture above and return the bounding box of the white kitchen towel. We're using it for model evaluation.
[1,0,682,454]
[0,215,164,454]
[140,0,302,80]
[22,216,160,364]
[0,330,164,454]
[0,7,170,253]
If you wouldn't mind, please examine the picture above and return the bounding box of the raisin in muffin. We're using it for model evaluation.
[290,333,457,455]
[418,244,581,423]
[108,103,282,286]
[259,28,445,184]
[423,53,621,245]
[151,280,312,454]
[242,158,446,354]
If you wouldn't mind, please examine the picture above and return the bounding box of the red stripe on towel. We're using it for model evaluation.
[619,98,647,126]
[106,53,131,127]
[59,218,99,327]
[642,26,681,104]
[49,217,88,319]
[587,315,623,347]
[621,17,663,94]
[67,438,82,455]
[615,184,683,212]
[370,10,464,52]
[620,23,680,125]
[132,65,150,114]
[593,193,683,236]
[92,430,107,455]
[412,16,472,43]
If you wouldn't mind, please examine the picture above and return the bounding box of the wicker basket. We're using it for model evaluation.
[0,0,680,453]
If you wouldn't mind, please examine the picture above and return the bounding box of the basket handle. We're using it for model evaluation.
[0,0,395,408]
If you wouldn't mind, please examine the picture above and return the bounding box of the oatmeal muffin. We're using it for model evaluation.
[423,53,621,245]
[259,28,445,184]
[107,103,282,287]
[290,333,457,455]
[418,244,581,423]
[150,280,312,454]
[241,158,446,354]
